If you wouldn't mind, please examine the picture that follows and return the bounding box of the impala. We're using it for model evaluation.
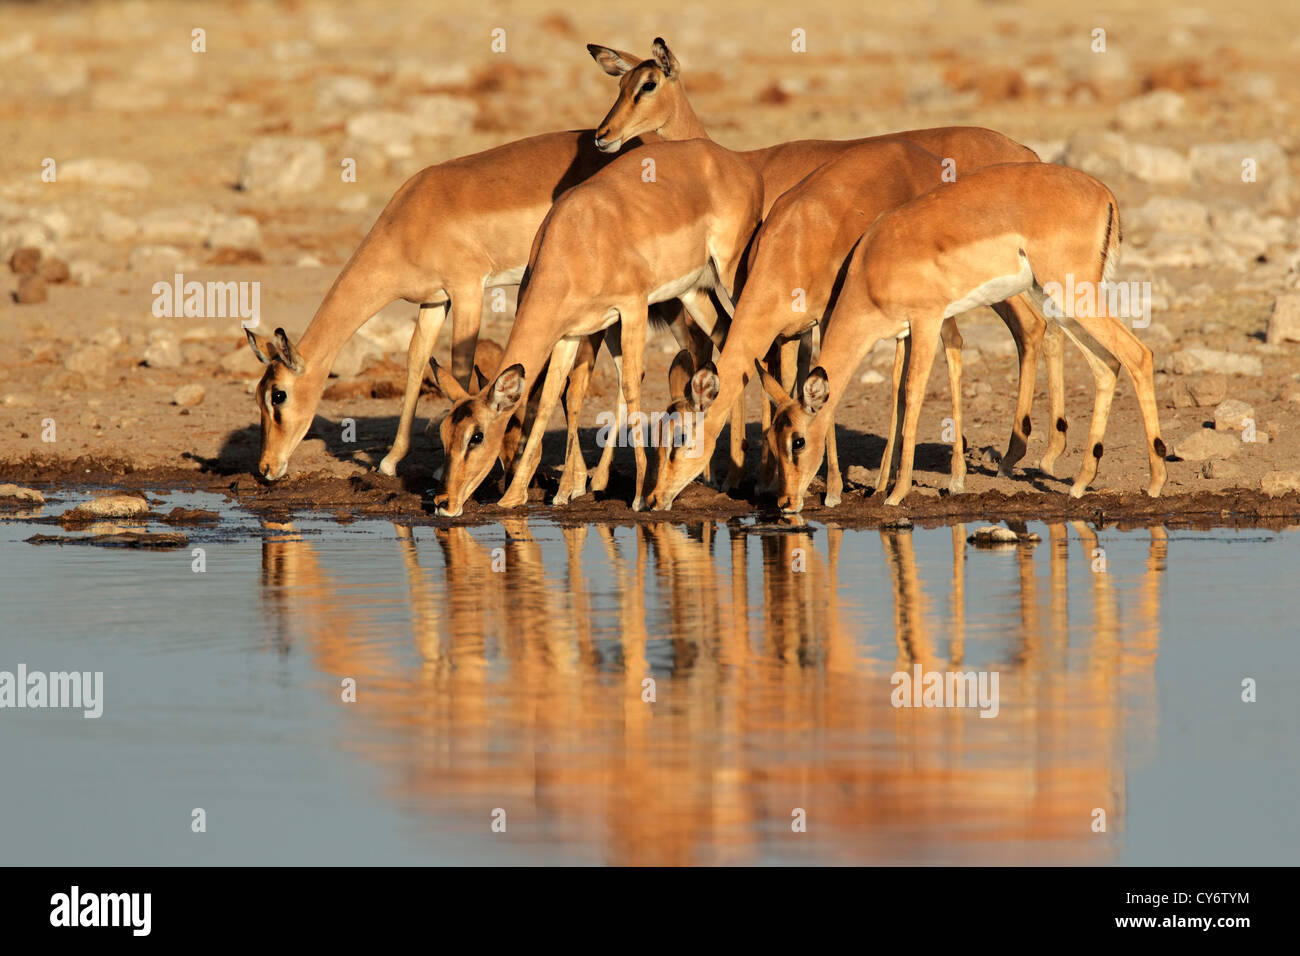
[432,138,763,517]
[761,162,1166,511]
[589,38,1072,502]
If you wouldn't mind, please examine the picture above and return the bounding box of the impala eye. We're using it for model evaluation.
[271,388,287,407]
[640,81,657,93]
[792,436,806,452]
[468,431,484,448]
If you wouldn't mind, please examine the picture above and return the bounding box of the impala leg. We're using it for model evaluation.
[940,317,966,494]
[1058,321,1119,498]
[1039,321,1068,476]
[555,333,602,506]
[876,337,908,495]
[991,295,1044,477]
[756,342,782,495]
[450,285,484,389]
[590,325,621,493]
[823,410,843,507]
[380,301,448,477]
[675,293,721,486]
[616,307,651,511]
[885,328,940,507]
[498,338,582,510]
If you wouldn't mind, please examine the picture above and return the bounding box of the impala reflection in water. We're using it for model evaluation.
[257,516,1169,865]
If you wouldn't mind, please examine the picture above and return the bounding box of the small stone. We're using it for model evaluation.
[237,137,325,194]
[405,94,477,138]
[1126,197,1209,236]
[1261,471,1300,496]
[1202,459,1242,480]
[206,215,261,252]
[0,484,44,504]
[63,494,149,520]
[128,245,188,272]
[316,75,377,112]
[1173,428,1241,461]
[220,347,264,376]
[96,209,139,243]
[1189,140,1286,185]
[1266,294,1300,345]
[1187,374,1228,406]
[969,525,1019,545]
[1169,349,1263,377]
[345,111,414,159]
[9,246,41,274]
[39,256,69,283]
[14,274,47,303]
[64,344,109,374]
[143,332,183,369]
[173,383,205,406]
[1116,90,1185,132]
[846,465,873,485]
[859,369,887,385]
[138,205,215,245]
[1213,399,1255,432]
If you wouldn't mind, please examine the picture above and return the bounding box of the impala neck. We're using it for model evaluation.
[296,251,397,383]
[659,88,711,142]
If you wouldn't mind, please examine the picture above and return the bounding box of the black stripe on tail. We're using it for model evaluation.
[1099,203,1115,276]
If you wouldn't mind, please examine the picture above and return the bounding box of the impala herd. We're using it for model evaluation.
[246,37,1167,516]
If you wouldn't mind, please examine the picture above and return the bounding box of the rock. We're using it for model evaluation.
[345,111,415,159]
[331,335,384,378]
[1173,428,1241,461]
[92,327,123,349]
[1122,235,1210,270]
[68,259,105,285]
[14,275,47,303]
[9,246,41,274]
[1267,294,1300,345]
[1189,139,1287,184]
[64,344,110,374]
[2,393,36,408]
[968,525,1020,546]
[62,494,149,520]
[59,158,152,189]
[172,384,205,406]
[1202,459,1241,480]
[1126,197,1209,236]
[845,466,873,486]
[0,484,44,504]
[138,205,215,245]
[1116,90,1185,131]
[1213,399,1255,432]
[143,331,183,369]
[1187,374,1227,406]
[405,95,477,138]
[97,209,139,243]
[1065,131,1190,185]
[29,531,188,549]
[40,256,69,283]
[128,245,188,272]
[1169,348,1263,377]
[219,347,264,376]
[237,137,325,194]
[859,369,887,385]
[1261,471,1300,496]
[182,344,219,365]
[316,75,377,112]
[1170,379,1195,408]
[206,215,261,252]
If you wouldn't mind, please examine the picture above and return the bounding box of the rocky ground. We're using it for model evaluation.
[4,0,1300,525]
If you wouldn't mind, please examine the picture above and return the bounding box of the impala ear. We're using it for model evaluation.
[587,43,640,76]
[246,329,275,366]
[690,362,720,412]
[754,358,791,406]
[488,364,526,416]
[651,37,679,78]
[668,350,695,402]
[802,367,830,416]
[428,357,470,403]
[273,327,305,374]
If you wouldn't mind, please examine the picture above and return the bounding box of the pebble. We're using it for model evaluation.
[0,484,45,504]
[64,344,110,374]
[14,274,47,303]
[173,384,205,406]
[9,246,41,274]
[1202,459,1241,480]
[206,215,262,252]
[1261,471,1300,496]
[1266,294,1300,345]
[1213,399,1255,432]
[859,370,887,385]
[345,111,415,159]
[1173,428,1241,461]
[143,332,183,369]
[237,137,325,194]
[1116,90,1185,132]
[1169,349,1263,377]
[62,494,149,520]
[845,465,873,486]
[405,95,478,138]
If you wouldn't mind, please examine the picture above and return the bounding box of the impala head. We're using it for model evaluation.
[648,351,719,511]
[756,360,831,514]
[588,36,681,152]
[430,360,526,518]
[247,327,314,481]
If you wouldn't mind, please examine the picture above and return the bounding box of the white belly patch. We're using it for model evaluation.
[941,250,1034,319]
[484,265,527,288]
[648,266,712,305]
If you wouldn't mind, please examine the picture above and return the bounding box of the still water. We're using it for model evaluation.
[1,492,1296,865]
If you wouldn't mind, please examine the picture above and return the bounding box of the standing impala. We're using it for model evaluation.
[432,139,763,517]
[589,39,1074,492]
[763,163,1167,511]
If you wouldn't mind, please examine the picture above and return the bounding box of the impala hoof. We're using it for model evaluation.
[378,457,398,477]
